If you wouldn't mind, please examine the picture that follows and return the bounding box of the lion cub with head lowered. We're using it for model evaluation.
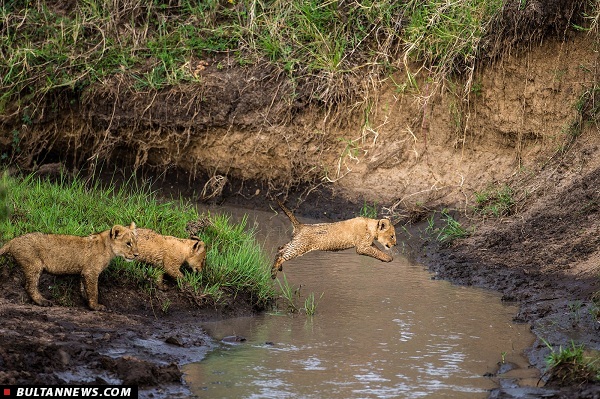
[272,200,396,278]
[0,223,138,310]
[135,228,206,288]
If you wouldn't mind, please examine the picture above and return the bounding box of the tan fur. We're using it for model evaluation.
[135,228,206,288]
[0,223,138,310]
[272,200,396,278]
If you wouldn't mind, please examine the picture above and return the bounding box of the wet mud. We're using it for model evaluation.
[410,165,600,397]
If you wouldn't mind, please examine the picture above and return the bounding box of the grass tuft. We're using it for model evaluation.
[473,184,515,217]
[426,209,471,243]
[543,339,600,386]
[190,213,275,307]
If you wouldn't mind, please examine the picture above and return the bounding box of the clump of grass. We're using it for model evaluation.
[0,172,274,308]
[275,272,299,313]
[426,209,471,243]
[191,213,275,307]
[1,0,506,126]
[360,201,378,219]
[473,184,515,217]
[543,340,600,386]
[403,0,503,88]
[303,292,323,316]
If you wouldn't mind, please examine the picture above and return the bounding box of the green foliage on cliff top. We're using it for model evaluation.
[1,0,506,111]
[1,0,595,115]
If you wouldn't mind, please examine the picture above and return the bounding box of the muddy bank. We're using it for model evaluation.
[0,299,210,397]
[0,262,264,397]
[4,29,598,212]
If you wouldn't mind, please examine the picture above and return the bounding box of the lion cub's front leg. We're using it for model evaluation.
[356,244,393,262]
[81,270,105,311]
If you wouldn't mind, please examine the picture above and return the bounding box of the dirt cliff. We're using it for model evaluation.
[4,32,597,215]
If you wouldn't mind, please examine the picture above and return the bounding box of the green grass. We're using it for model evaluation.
[303,292,323,316]
[426,209,471,243]
[473,184,515,217]
[0,172,275,308]
[403,0,502,79]
[275,272,299,313]
[0,0,508,118]
[189,213,275,307]
[543,340,600,385]
[360,201,378,218]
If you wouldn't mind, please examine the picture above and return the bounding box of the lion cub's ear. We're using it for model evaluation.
[192,240,205,253]
[129,222,137,231]
[378,219,391,231]
[110,225,123,239]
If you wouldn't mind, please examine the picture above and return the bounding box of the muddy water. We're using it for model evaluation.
[183,207,537,398]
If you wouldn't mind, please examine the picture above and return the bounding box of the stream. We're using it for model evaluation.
[183,206,537,398]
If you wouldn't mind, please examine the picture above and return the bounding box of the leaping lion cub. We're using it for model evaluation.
[0,223,138,310]
[272,200,396,278]
[135,228,206,289]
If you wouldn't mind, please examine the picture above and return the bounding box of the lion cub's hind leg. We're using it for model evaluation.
[22,259,52,307]
[271,239,310,279]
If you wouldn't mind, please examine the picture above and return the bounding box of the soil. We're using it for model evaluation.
[0,264,266,397]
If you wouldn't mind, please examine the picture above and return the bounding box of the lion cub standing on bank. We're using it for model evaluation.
[0,223,138,310]
[135,229,206,288]
[272,200,397,278]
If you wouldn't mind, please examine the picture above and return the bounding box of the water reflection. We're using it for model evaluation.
[184,207,536,398]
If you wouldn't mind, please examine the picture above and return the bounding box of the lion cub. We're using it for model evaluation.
[0,223,138,310]
[135,228,206,288]
[272,200,396,278]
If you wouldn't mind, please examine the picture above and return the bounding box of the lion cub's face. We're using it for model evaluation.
[186,238,206,272]
[375,219,396,249]
[110,222,139,261]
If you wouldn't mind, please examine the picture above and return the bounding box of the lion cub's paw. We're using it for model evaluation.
[270,268,279,279]
[38,299,53,307]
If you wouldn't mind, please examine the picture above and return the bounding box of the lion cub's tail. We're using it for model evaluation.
[276,198,301,231]
[0,241,10,257]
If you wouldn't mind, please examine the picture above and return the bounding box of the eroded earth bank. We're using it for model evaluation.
[2,23,600,399]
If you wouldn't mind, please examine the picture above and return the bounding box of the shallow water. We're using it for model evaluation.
[183,207,536,398]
